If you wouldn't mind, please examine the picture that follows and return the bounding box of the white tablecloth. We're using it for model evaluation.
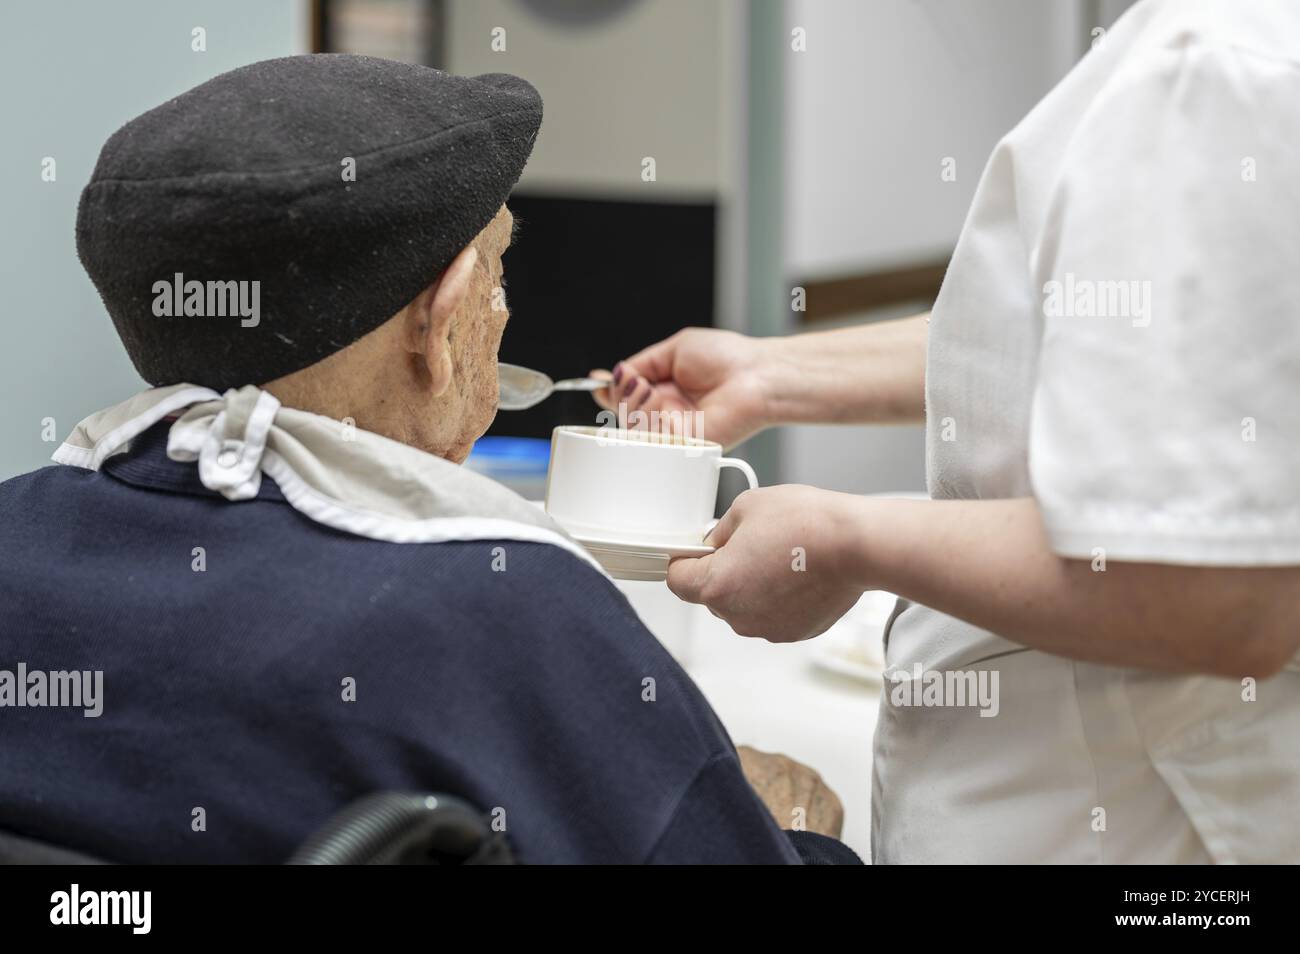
[617,580,882,861]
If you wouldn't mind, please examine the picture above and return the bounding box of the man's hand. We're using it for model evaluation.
[737,746,844,838]
[668,485,867,642]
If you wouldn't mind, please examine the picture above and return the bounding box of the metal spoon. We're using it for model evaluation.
[497,362,607,411]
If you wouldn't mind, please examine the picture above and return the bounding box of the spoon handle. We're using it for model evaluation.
[551,377,608,392]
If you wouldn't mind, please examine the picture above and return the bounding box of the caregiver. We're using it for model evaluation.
[594,0,1300,863]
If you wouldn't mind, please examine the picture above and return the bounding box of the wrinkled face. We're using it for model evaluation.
[443,204,516,457]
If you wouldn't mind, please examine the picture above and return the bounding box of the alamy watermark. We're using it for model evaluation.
[50,884,150,934]
[596,402,707,446]
[884,662,1000,718]
[0,663,103,717]
[152,272,260,327]
[1042,272,1151,328]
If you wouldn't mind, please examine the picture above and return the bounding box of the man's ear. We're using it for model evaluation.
[404,245,478,397]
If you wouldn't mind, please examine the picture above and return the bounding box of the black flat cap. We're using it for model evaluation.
[77,54,542,390]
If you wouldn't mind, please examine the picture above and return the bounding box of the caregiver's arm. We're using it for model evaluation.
[669,489,1300,679]
[858,496,1300,677]
[593,314,927,449]
[759,314,928,427]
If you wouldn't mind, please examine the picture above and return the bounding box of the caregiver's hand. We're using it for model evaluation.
[592,314,929,449]
[591,328,774,449]
[668,485,867,642]
[677,491,1300,676]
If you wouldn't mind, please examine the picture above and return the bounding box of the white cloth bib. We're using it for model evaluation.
[53,383,605,574]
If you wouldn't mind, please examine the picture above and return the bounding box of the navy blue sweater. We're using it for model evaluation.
[0,423,798,864]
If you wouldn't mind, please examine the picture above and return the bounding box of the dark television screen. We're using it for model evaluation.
[488,193,716,439]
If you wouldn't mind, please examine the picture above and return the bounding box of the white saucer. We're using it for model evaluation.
[568,530,714,582]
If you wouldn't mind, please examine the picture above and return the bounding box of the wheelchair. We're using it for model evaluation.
[0,792,515,865]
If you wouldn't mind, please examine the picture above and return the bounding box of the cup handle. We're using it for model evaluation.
[717,457,759,491]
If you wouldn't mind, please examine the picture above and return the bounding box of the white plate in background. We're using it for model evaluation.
[809,590,895,685]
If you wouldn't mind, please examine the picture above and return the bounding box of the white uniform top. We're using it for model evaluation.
[874,0,1300,863]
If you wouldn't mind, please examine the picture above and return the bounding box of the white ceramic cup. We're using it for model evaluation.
[545,426,759,545]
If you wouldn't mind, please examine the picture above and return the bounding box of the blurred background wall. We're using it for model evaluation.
[781,0,1087,494]
[0,0,307,480]
[0,0,1138,487]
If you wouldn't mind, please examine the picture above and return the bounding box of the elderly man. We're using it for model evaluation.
[0,55,849,864]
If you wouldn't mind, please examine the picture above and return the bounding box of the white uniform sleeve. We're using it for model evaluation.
[1029,41,1300,566]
